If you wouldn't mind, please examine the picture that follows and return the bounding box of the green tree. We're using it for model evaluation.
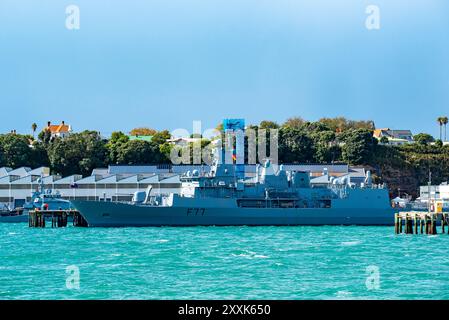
[435,139,444,148]
[159,142,173,163]
[31,123,37,139]
[38,129,52,144]
[129,127,158,136]
[47,131,108,176]
[312,130,338,163]
[442,116,448,142]
[116,140,163,165]
[319,117,375,133]
[107,131,129,164]
[414,133,434,145]
[278,127,314,163]
[0,134,34,168]
[259,120,280,130]
[437,116,446,141]
[30,141,50,168]
[283,117,305,129]
[379,136,389,144]
[151,130,171,145]
[340,129,377,165]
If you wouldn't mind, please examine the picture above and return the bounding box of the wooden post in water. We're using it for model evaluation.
[420,217,424,234]
[404,216,408,234]
[414,216,418,234]
[394,213,399,234]
[433,215,437,235]
[442,214,446,234]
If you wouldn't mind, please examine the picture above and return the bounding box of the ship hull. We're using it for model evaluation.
[0,214,29,223]
[71,200,396,227]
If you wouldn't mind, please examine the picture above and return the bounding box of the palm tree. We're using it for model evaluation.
[31,123,37,139]
[442,116,449,142]
[437,117,445,141]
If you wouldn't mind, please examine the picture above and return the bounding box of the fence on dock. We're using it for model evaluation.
[395,212,449,235]
[28,210,88,228]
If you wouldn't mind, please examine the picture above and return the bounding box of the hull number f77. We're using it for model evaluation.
[186,208,205,216]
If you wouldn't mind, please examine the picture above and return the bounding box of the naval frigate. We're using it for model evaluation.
[71,159,395,227]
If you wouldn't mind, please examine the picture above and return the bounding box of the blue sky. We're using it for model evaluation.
[1,0,448,137]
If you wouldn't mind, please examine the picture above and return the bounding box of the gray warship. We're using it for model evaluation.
[71,159,395,227]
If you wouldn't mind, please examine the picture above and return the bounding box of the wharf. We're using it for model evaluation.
[395,211,449,235]
[28,210,88,228]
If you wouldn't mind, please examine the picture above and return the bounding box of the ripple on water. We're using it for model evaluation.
[2,224,449,299]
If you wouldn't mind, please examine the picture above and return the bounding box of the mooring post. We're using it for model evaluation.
[404,216,408,234]
[394,213,399,234]
[63,212,67,227]
[433,215,437,235]
[414,215,418,234]
[420,217,424,234]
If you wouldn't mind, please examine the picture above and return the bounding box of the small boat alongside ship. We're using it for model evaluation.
[0,204,27,223]
[71,160,398,227]
[0,179,73,223]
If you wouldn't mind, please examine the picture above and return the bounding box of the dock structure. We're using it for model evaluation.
[28,210,88,228]
[394,212,449,235]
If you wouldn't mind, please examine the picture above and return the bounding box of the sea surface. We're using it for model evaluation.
[1,223,449,300]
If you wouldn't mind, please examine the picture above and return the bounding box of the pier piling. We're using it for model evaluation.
[28,210,87,228]
[395,211,447,236]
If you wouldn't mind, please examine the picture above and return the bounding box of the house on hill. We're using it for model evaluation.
[45,121,72,138]
[373,128,414,145]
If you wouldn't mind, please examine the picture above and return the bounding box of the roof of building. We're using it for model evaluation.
[46,122,71,134]
[96,175,125,184]
[0,167,12,178]
[10,175,40,184]
[52,175,83,184]
[310,175,331,184]
[0,175,21,183]
[29,167,50,177]
[159,175,181,184]
[128,135,153,142]
[116,175,141,183]
[91,168,109,177]
[75,175,105,184]
[138,175,160,183]
[41,175,62,184]
[8,167,32,178]
[373,128,413,139]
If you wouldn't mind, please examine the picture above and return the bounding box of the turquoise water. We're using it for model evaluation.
[1,223,449,300]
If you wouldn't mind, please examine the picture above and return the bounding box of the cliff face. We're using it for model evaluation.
[368,146,449,199]
[368,164,419,199]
